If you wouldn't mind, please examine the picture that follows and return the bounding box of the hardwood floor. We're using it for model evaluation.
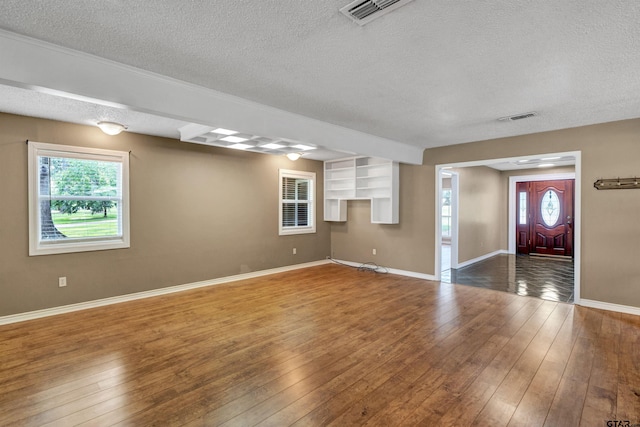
[1,264,638,426]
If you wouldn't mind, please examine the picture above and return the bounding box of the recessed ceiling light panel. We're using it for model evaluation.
[179,124,327,158]
[221,135,249,143]
[261,143,286,150]
[211,128,238,135]
[228,143,253,150]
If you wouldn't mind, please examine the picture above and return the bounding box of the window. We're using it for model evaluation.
[519,191,527,225]
[279,169,315,235]
[441,188,452,237]
[28,141,130,256]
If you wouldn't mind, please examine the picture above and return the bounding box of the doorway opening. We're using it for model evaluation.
[435,152,581,304]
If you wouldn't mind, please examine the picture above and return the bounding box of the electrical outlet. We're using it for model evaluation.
[293,248,297,255]
[372,248,377,255]
[58,277,67,287]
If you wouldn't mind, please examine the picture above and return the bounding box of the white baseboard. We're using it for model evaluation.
[332,259,437,281]
[578,299,640,316]
[456,249,508,269]
[5,259,636,325]
[0,259,331,326]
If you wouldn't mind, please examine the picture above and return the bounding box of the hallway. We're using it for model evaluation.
[441,248,574,303]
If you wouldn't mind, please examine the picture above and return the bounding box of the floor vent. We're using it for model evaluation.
[498,112,538,122]
[340,0,414,26]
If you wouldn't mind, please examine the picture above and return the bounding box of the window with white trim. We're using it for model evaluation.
[279,169,315,235]
[28,141,130,256]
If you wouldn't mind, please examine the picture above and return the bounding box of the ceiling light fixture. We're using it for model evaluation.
[211,128,238,135]
[286,152,302,161]
[97,121,127,136]
[179,124,329,159]
[221,135,249,143]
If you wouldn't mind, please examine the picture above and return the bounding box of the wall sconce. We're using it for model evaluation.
[286,152,303,161]
[97,121,127,136]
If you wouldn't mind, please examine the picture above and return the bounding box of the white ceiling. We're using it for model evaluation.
[0,1,639,163]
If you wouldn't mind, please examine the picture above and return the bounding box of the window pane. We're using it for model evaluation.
[296,203,308,226]
[442,216,451,236]
[46,157,120,198]
[540,189,560,226]
[282,177,296,200]
[519,191,527,225]
[282,203,296,227]
[441,189,452,237]
[50,202,119,239]
[39,155,121,241]
[442,189,451,206]
[296,180,309,200]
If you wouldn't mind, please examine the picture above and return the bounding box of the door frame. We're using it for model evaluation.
[435,150,581,304]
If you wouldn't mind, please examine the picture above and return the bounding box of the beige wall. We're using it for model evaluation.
[4,112,640,314]
[455,166,504,264]
[334,118,640,308]
[330,164,434,274]
[0,113,330,316]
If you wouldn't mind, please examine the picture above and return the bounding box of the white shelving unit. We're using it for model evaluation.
[324,156,399,224]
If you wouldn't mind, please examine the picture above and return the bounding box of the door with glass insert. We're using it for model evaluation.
[516,179,574,256]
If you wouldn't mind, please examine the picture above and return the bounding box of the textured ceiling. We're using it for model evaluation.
[0,85,189,139]
[0,0,639,157]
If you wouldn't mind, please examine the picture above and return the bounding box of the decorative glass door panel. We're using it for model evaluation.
[540,190,560,227]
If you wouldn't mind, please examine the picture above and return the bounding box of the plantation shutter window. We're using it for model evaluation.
[279,169,316,235]
[28,141,130,256]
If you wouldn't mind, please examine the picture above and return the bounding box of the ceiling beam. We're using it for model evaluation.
[0,30,424,164]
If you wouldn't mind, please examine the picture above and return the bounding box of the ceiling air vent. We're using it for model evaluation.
[340,0,414,26]
[498,112,538,122]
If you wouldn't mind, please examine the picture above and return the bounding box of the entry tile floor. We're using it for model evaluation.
[441,251,574,303]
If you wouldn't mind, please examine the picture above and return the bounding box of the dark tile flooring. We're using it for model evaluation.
[441,254,574,303]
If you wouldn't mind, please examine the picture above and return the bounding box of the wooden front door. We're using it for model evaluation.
[516,179,574,257]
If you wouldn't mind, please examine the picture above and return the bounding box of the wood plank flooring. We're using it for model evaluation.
[1,264,639,426]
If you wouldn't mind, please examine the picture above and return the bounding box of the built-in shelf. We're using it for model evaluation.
[324,156,399,224]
